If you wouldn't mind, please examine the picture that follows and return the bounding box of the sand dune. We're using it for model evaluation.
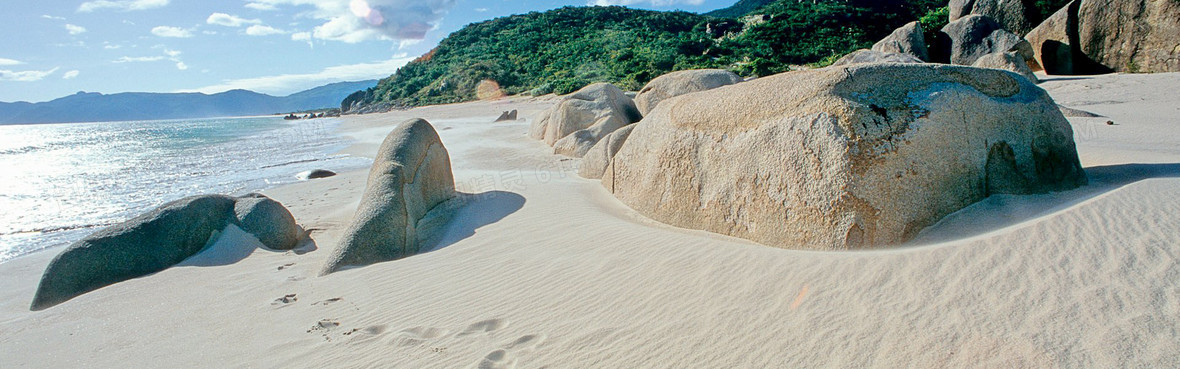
[1,75,1178,368]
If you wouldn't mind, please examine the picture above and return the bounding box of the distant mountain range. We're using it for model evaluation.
[0,80,378,125]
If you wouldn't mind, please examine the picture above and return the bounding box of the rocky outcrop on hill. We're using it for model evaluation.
[871,21,930,61]
[633,69,743,116]
[942,14,1032,66]
[529,83,642,158]
[973,51,1039,83]
[322,118,455,275]
[1025,0,1179,74]
[831,49,926,66]
[31,194,301,310]
[601,64,1086,251]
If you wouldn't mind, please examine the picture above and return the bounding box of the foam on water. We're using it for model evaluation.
[0,116,371,262]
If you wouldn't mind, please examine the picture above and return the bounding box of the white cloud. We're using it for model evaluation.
[474,8,488,12]
[63,70,80,79]
[66,24,88,35]
[175,62,188,70]
[151,26,193,38]
[0,58,22,66]
[183,56,413,95]
[292,31,313,47]
[103,43,122,49]
[113,56,165,63]
[42,15,67,20]
[246,25,286,36]
[0,67,59,82]
[247,0,456,43]
[588,0,704,5]
[78,0,170,12]
[244,2,277,11]
[206,13,261,27]
[164,49,181,57]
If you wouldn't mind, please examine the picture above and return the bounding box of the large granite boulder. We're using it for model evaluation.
[233,193,301,251]
[602,64,1086,251]
[633,69,743,116]
[942,14,1032,66]
[578,124,636,180]
[322,118,455,275]
[949,0,1037,36]
[31,193,302,310]
[528,83,642,158]
[830,49,925,66]
[1025,0,1180,74]
[871,21,930,61]
[973,51,1039,83]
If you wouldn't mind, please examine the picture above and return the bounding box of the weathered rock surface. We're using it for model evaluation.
[633,69,742,116]
[322,118,455,275]
[529,83,642,158]
[831,49,925,66]
[949,0,1037,36]
[31,193,303,310]
[578,124,636,180]
[234,193,301,251]
[602,64,1086,251]
[942,14,1031,65]
[871,21,930,61]
[973,51,1039,83]
[1025,0,1180,74]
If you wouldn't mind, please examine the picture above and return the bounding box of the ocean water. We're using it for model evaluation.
[0,116,371,263]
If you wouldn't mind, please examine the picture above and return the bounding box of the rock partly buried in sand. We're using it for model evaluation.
[830,49,925,66]
[1057,104,1104,117]
[299,169,337,180]
[972,51,1038,83]
[578,124,636,180]
[941,14,1032,66]
[528,83,642,158]
[321,118,455,275]
[871,21,929,61]
[494,110,518,122]
[603,63,1086,250]
[633,69,742,116]
[30,193,302,310]
[1025,0,1180,74]
[948,0,1036,36]
[234,193,301,250]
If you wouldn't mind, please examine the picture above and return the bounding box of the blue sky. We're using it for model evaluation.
[0,0,734,103]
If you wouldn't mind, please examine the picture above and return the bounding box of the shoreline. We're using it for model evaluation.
[2,75,1179,367]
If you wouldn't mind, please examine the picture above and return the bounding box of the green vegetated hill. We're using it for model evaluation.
[704,0,776,18]
[347,0,971,111]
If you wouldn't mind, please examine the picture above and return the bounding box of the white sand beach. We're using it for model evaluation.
[1,72,1178,368]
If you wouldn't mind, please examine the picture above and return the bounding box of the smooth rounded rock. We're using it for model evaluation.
[604,64,1086,251]
[321,118,455,275]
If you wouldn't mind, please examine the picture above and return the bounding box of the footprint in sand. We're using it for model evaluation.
[312,297,343,306]
[456,319,508,337]
[271,294,297,307]
[391,326,451,347]
[504,334,545,351]
[477,349,515,369]
[474,335,544,369]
